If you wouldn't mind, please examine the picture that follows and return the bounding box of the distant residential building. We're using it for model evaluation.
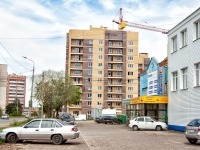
[168,7,200,131]
[65,25,149,118]
[0,64,7,112]
[6,75,26,109]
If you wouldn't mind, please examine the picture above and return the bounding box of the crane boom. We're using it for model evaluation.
[112,8,169,34]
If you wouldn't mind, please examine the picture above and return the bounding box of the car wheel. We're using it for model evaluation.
[52,134,63,145]
[156,125,162,131]
[62,140,67,143]
[132,125,138,131]
[7,133,18,143]
[188,139,197,144]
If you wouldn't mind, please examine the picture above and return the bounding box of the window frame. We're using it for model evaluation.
[171,35,177,53]
[172,71,178,91]
[181,67,188,89]
[195,63,200,86]
[181,29,187,48]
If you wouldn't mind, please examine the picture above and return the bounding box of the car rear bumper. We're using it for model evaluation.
[62,132,79,139]
[185,134,200,140]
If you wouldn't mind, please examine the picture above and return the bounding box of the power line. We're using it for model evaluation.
[0,52,18,73]
[0,42,31,71]
[0,37,66,39]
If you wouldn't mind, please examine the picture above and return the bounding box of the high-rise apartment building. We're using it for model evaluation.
[6,75,26,109]
[66,25,149,118]
[0,64,7,112]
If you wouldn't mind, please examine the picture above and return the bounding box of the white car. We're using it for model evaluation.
[0,118,79,145]
[129,116,167,131]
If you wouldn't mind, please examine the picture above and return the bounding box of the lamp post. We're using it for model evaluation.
[22,56,35,118]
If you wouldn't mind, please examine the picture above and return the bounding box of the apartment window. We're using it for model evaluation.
[116,42,122,46]
[88,78,92,82]
[181,29,187,47]
[88,55,93,59]
[108,95,112,99]
[99,48,103,52]
[75,40,81,45]
[98,78,102,82]
[108,102,112,106]
[172,36,177,52]
[128,49,133,53]
[98,94,102,98]
[128,64,134,68]
[98,63,102,67]
[98,86,102,90]
[74,71,80,75]
[116,102,121,106]
[128,87,133,91]
[88,94,92,98]
[128,95,133,98]
[89,40,93,44]
[128,72,133,76]
[109,49,113,53]
[98,71,102,74]
[99,40,103,44]
[74,63,80,68]
[88,86,92,90]
[98,55,102,59]
[117,49,122,53]
[128,41,134,45]
[97,102,101,105]
[116,71,122,76]
[117,56,122,60]
[109,41,113,46]
[88,70,92,75]
[172,72,178,91]
[116,95,120,98]
[74,55,80,60]
[74,48,80,52]
[128,56,134,60]
[117,64,122,68]
[194,20,200,40]
[88,62,92,67]
[88,47,93,52]
[88,111,91,115]
[181,68,188,89]
[88,101,92,105]
[128,79,133,83]
[196,63,200,86]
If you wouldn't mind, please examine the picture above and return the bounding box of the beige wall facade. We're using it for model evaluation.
[0,64,7,112]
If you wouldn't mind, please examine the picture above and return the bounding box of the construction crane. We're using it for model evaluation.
[112,8,169,34]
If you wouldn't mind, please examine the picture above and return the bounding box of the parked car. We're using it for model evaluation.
[1,114,9,120]
[95,116,107,123]
[185,119,200,144]
[61,113,75,125]
[0,118,79,145]
[129,116,167,131]
[103,116,122,124]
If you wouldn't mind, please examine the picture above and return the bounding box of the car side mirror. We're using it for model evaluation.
[24,126,28,128]
[151,121,154,123]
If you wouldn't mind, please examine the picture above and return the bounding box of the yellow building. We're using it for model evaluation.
[65,25,149,118]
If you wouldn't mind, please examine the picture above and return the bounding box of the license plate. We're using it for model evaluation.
[188,129,195,133]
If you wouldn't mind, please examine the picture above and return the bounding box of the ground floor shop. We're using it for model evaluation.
[123,96,168,122]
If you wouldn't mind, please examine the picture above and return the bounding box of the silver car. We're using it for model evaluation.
[185,119,200,144]
[0,118,79,145]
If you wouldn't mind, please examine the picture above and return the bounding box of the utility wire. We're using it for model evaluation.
[0,52,18,73]
[0,42,31,71]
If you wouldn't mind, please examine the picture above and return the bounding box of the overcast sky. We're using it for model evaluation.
[0,0,199,106]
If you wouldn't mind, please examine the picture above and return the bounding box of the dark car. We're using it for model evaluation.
[103,116,122,124]
[96,116,107,123]
[61,113,75,125]
[185,119,200,144]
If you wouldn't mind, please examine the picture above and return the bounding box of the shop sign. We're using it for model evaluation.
[122,99,130,104]
[140,96,168,103]
[130,97,140,104]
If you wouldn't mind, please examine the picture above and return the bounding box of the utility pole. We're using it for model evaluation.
[41,72,44,118]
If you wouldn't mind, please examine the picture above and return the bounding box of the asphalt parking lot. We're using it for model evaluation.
[1,120,200,150]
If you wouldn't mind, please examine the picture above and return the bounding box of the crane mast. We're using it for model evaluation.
[112,8,169,34]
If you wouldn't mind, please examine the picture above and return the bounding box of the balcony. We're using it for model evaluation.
[108,90,122,93]
[73,81,82,85]
[108,82,122,86]
[70,65,82,70]
[70,74,83,77]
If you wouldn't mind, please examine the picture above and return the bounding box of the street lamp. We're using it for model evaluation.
[22,56,35,118]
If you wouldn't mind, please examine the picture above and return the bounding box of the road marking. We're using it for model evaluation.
[80,131,93,150]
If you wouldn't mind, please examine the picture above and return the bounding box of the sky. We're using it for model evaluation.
[0,0,199,107]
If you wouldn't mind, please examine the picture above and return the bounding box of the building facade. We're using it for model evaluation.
[123,57,168,121]
[66,25,149,118]
[168,8,200,131]
[6,75,26,109]
[0,64,7,112]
